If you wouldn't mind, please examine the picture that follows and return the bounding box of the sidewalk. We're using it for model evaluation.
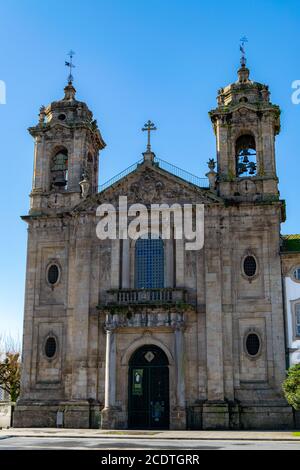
[0,428,300,441]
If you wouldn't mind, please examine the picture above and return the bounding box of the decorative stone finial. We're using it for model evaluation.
[261,86,270,102]
[206,158,217,191]
[39,105,45,124]
[63,83,76,101]
[207,158,216,171]
[237,64,250,84]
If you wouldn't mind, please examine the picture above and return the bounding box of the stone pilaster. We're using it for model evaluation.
[205,215,224,401]
[71,224,92,400]
[121,238,130,288]
[171,320,186,429]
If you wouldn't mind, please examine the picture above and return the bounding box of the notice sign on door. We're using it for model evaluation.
[132,369,143,396]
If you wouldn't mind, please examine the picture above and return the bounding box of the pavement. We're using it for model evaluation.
[0,428,300,441]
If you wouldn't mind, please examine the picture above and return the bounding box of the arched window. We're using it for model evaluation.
[135,238,164,289]
[51,149,68,189]
[236,134,257,177]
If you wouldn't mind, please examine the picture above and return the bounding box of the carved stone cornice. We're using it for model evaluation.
[103,311,185,330]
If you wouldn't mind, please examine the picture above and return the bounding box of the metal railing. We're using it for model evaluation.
[154,156,209,188]
[98,158,144,193]
[97,157,209,193]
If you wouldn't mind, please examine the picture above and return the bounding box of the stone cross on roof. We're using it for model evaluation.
[142,120,157,153]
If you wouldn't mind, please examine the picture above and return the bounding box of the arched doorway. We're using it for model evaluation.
[128,344,170,429]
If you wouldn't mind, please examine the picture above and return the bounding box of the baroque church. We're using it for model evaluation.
[14,55,300,430]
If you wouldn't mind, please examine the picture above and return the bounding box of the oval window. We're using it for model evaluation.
[246,333,260,356]
[243,255,257,278]
[47,264,59,285]
[58,113,66,121]
[45,337,57,358]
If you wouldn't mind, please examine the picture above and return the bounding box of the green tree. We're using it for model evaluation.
[0,352,21,402]
[282,364,300,410]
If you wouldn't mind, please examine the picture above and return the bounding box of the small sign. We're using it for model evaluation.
[132,369,143,396]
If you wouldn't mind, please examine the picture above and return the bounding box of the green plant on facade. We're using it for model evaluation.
[0,352,21,402]
[282,364,300,410]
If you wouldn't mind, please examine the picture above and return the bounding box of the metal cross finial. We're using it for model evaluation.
[65,50,76,84]
[240,36,248,66]
[142,120,157,152]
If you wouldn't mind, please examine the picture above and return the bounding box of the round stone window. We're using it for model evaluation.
[47,264,60,286]
[58,113,66,121]
[245,333,260,357]
[45,337,57,359]
[243,255,257,278]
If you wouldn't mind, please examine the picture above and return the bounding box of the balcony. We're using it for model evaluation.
[106,288,186,306]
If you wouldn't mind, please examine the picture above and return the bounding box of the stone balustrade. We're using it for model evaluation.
[106,288,186,305]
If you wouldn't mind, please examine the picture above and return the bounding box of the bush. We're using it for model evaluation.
[282,364,300,410]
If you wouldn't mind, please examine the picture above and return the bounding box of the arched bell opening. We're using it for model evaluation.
[51,148,68,190]
[235,134,257,177]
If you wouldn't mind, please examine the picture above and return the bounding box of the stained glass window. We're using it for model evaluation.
[135,238,164,289]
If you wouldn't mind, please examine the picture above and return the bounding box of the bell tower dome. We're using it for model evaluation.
[209,56,281,200]
[29,79,106,213]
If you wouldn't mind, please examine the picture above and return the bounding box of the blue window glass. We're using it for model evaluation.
[135,238,164,288]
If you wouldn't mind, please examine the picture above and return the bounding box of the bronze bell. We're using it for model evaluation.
[52,171,67,187]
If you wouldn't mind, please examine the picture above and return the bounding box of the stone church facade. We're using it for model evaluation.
[14,60,295,429]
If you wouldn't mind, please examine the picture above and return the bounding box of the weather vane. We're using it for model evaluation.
[65,50,76,84]
[240,36,248,66]
[142,120,157,152]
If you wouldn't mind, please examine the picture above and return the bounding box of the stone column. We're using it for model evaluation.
[104,326,116,409]
[101,322,118,428]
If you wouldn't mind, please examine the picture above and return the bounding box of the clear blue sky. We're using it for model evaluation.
[0,0,299,338]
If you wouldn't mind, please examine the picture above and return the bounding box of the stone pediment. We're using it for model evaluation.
[74,161,222,213]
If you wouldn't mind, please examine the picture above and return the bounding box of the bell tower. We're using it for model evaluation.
[29,79,106,213]
[209,52,281,200]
